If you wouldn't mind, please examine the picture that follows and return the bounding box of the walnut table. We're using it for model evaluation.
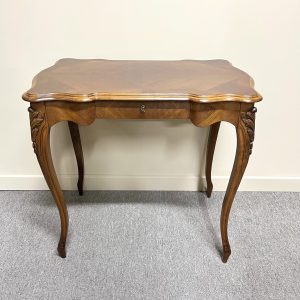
[22,59,262,262]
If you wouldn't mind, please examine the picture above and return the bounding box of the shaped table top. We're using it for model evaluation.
[22,58,262,103]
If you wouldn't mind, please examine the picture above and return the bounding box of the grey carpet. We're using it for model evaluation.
[0,191,299,300]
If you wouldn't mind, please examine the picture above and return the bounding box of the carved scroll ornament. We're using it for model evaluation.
[28,107,46,155]
[241,107,257,155]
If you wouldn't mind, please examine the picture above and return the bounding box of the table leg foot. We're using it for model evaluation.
[206,186,212,198]
[205,122,220,198]
[77,183,83,196]
[221,244,231,263]
[58,240,66,258]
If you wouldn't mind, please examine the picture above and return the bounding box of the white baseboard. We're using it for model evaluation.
[0,174,299,191]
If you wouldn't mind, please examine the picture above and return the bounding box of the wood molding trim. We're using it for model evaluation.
[23,92,262,103]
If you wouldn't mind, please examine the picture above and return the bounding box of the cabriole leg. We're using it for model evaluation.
[68,121,84,195]
[221,107,257,262]
[28,104,69,258]
[205,121,220,197]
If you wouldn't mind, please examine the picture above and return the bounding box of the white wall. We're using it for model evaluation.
[0,0,299,191]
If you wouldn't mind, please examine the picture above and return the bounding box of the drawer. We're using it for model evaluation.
[95,101,190,119]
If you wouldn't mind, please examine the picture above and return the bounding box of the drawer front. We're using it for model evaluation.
[96,101,190,119]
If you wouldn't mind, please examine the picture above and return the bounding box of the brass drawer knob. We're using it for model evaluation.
[140,104,146,113]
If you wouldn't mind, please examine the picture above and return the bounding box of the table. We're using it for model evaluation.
[22,59,262,262]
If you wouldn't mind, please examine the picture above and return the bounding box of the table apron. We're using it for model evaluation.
[40,101,253,127]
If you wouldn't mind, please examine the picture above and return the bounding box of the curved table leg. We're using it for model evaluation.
[221,107,256,263]
[68,121,84,195]
[205,121,220,197]
[28,106,69,258]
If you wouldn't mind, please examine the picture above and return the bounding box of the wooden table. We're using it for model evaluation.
[22,59,262,262]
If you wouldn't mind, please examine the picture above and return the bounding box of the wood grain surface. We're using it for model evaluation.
[22,59,262,103]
